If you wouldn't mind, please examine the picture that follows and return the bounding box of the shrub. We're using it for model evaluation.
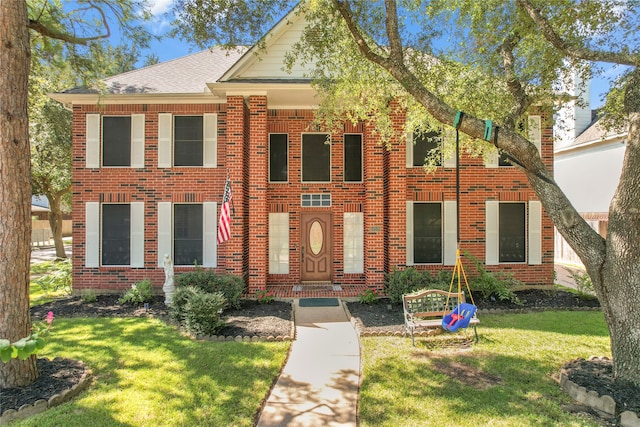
[171,286,226,336]
[567,268,597,299]
[176,270,245,309]
[81,289,97,303]
[467,255,520,303]
[358,289,379,304]
[35,258,72,295]
[255,289,275,304]
[118,279,153,305]
[385,267,444,304]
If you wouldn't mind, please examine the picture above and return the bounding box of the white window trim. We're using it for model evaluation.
[85,202,144,268]
[528,115,542,154]
[486,200,542,265]
[157,202,217,268]
[406,201,455,266]
[157,113,218,168]
[343,133,364,183]
[301,132,332,183]
[87,114,145,168]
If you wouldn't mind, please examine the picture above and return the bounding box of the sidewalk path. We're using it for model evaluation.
[257,300,360,427]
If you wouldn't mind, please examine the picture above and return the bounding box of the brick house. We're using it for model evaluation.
[51,10,554,298]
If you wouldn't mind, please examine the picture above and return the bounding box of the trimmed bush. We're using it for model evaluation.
[467,255,520,303]
[171,286,226,336]
[176,270,245,309]
[385,267,448,304]
[118,279,153,305]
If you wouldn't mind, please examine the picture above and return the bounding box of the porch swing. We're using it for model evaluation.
[441,111,479,335]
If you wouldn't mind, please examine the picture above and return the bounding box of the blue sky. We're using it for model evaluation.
[143,0,618,109]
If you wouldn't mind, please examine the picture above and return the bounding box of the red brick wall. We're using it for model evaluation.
[70,99,554,294]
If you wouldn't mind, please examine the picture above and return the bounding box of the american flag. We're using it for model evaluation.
[217,176,232,243]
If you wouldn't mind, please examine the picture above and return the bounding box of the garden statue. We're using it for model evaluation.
[163,254,175,305]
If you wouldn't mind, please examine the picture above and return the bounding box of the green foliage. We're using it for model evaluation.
[176,270,245,309]
[0,311,54,362]
[467,255,520,303]
[171,286,226,336]
[255,289,275,304]
[81,289,98,303]
[34,258,72,296]
[385,267,449,304]
[358,289,380,305]
[118,279,153,305]
[567,268,597,300]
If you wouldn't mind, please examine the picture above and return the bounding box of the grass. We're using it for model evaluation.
[359,310,611,427]
[30,260,72,306]
[13,317,290,427]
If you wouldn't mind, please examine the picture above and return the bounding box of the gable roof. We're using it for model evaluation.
[62,47,247,95]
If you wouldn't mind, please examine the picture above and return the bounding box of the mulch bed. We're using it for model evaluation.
[4,288,638,426]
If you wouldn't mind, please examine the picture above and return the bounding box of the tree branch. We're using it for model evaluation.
[28,3,111,45]
[517,0,639,66]
[499,32,532,128]
[383,0,403,63]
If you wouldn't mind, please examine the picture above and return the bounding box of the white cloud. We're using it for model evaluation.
[148,0,173,16]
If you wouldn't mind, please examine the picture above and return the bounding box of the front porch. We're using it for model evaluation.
[263,283,371,299]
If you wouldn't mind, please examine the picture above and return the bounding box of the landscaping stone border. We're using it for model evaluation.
[0,358,92,425]
[559,356,640,427]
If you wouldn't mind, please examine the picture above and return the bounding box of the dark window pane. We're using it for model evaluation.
[103,117,131,166]
[174,116,203,166]
[412,130,441,167]
[413,203,442,263]
[344,134,362,182]
[102,204,130,265]
[302,134,330,181]
[174,204,203,265]
[499,203,526,262]
[269,134,288,181]
[499,151,514,167]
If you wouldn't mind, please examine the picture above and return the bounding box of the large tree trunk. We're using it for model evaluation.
[47,193,68,259]
[0,0,38,387]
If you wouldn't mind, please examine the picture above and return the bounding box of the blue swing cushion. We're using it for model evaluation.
[442,303,477,332]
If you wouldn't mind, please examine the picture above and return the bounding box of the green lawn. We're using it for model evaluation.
[13,317,289,427]
[359,310,610,427]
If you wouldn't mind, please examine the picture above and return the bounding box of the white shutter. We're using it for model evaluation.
[484,149,499,168]
[203,113,218,168]
[158,113,172,168]
[485,201,499,265]
[406,201,414,265]
[85,202,99,267]
[406,133,413,168]
[157,202,172,267]
[442,129,457,168]
[443,201,457,265]
[131,114,145,168]
[203,202,217,267]
[85,114,100,168]
[528,200,542,265]
[528,115,542,154]
[130,202,145,267]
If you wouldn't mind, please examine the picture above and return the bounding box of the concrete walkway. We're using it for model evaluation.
[257,300,360,427]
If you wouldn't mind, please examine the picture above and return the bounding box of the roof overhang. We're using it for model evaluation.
[49,92,227,109]
[207,81,319,109]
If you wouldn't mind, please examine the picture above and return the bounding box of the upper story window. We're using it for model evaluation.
[302,133,331,182]
[174,116,204,166]
[411,131,442,167]
[85,114,145,168]
[269,133,288,182]
[157,113,218,168]
[344,134,363,182]
[103,117,131,167]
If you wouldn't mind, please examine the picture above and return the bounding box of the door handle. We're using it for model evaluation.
[301,246,305,263]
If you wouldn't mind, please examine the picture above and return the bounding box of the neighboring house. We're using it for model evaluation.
[553,74,625,266]
[51,8,555,297]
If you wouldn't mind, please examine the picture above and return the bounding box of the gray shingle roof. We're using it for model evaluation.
[574,115,626,146]
[64,47,247,95]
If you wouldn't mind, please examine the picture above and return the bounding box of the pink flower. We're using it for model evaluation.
[46,311,54,325]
